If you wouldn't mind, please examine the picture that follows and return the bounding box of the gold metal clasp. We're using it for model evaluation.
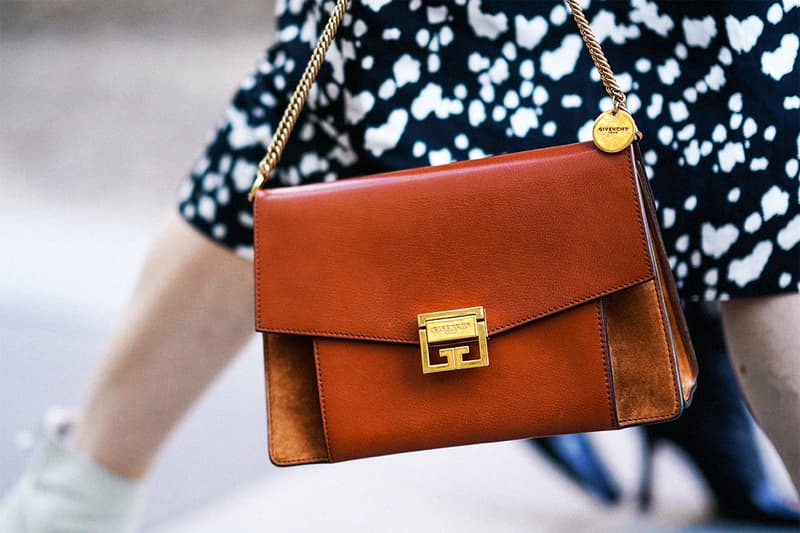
[417,306,489,374]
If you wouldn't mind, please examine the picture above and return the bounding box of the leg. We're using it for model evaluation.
[0,211,255,532]
[720,293,800,490]
[76,210,255,478]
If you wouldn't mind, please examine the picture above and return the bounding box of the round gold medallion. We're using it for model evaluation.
[592,109,637,153]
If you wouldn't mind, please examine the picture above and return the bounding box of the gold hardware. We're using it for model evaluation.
[565,0,639,153]
[592,109,638,153]
[247,173,266,202]
[418,307,489,374]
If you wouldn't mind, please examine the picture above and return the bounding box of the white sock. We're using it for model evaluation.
[0,410,146,533]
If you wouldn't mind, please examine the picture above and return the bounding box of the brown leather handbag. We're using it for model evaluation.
[248,0,698,466]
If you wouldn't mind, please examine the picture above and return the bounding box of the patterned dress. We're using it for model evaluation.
[178,0,799,301]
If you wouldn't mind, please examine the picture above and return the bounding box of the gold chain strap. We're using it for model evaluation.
[249,0,627,200]
[565,0,627,111]
[249,0,351,200]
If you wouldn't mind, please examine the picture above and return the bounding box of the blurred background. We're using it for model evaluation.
[0,1,797,531]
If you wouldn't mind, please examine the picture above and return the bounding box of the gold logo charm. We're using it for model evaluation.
[592,109,637,153]
[418,307,489,374]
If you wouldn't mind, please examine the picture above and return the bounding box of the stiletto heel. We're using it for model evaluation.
[637,430,654,512]
[532,302,798,525]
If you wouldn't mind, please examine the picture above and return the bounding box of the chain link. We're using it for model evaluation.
[249,0,628,200]
[249,0,351,201]
[565,0,627,111]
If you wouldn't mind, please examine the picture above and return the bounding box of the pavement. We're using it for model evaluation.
[0,2,797,531]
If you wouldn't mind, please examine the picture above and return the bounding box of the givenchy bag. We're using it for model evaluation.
[249,0,698,465]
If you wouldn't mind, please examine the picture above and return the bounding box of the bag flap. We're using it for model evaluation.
[254,141,654,343]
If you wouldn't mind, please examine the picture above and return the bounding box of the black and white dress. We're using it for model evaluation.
[178,0,799,301]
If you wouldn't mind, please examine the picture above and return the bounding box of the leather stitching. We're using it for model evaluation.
[264,335,276,461]
[271,455,328,465]
[260,274,653,342]
[254,198,260,339]
[266,329,413,342]
[595,301,617,429]
[624,148,655,276]
[313,338,334,462]
[491,275,651,333]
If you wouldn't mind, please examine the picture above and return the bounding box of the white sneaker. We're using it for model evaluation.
[0,409,146,533]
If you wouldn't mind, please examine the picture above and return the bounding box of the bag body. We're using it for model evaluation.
[253,141,697,465]
[249,0,698,466]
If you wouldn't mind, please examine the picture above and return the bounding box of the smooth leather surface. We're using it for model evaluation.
[314,300,614,462]
[254,141,697,465]
[254,141,653,342]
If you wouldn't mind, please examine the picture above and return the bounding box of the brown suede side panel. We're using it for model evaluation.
[632,145,698,403]
[605,281,681,426]
[264,333,329,465]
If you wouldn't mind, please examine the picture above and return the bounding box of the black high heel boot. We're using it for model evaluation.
[641,302,799,526]
[529,434,622,504]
